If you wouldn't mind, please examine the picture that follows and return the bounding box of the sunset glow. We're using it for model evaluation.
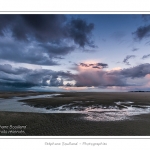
[0,14,150,92]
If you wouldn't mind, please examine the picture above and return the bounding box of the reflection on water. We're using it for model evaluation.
[83,106,150,121]
[83,101,150,121]
[48,101,150,121]
[0,95,150,121]
[0,94,61,113]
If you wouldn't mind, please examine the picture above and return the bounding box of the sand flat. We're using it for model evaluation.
[0,92,150,135]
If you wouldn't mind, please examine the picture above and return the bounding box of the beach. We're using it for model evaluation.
[0,111,150,135]
[0,92,150,136]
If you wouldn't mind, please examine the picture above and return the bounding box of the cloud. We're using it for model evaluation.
[79,62,108,69]
[1,63,150,90]
[66,18,95,47]
[123,55,136,65]
[73,63,150,87]
[0,64,73,89]
[0,64,30,75]
[110,63,150,78]
[0,35,76,66]
[133,25,150,40]
[0,39,59,65]
[142,54,150,59]
[0,81,37,90]
[65,83,74,86]
[0,15,96,66]
[0,15,95,47]
[0,63,124,89]
[73,70,126,87]
[0,15,66,42]
[132,48,139,51]
[38,43,75,57]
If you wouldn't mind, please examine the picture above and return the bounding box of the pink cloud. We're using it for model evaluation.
[73,69,126,87]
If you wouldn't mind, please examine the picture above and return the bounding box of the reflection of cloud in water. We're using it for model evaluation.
[0,95,150,121]
[50,101,150,121]
[82,101,150,121]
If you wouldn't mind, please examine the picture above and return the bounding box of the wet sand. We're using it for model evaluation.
[20,92,150,108]
[0,91,55,99]
[0,111,150,136]
[0,92,150,135]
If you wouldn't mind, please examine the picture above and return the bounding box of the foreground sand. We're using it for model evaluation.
[0,111,150,136]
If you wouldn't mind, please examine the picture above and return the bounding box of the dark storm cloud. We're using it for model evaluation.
[1,63,150,89]
[110,63,150,78]
[0,40,58,65]
[0,81,37,88]
[142,54,150,59]
[65,83,73,86]
[66,18,95,47]
[0,15,95,47]
[38,43,75,57]
[79,62,108,69]
[0,64,73,88]
[0,64,30,75]
[0,15,96,65]
[0,15,16,36]
[49,75,63,86]
[23,69,72,87]
[0,37,76,65]
[123,55,136,65]
[133,25,150,40]
[0,15,66,42]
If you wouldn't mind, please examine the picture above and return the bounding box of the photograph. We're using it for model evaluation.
[0,14,150,137]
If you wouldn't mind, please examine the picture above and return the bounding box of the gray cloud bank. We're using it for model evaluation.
[74,63,150,87]
[0,63,150,90]
[0,64,73,90]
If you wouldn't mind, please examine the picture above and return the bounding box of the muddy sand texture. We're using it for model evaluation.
[20,92,150,109]
[1,92,150,136]
[0,111,150,136]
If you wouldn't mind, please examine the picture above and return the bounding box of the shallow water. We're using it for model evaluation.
[0,94,62,113]
[82,101,150,121]
[0,95,150,121]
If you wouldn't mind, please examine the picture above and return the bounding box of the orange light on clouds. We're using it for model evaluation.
[111,67,122,71]
[59,86,88,91]
[146,74,150,79]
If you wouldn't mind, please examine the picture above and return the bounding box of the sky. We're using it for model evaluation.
[0,14,150,92]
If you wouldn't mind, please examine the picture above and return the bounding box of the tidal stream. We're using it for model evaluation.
[0,94,150,121]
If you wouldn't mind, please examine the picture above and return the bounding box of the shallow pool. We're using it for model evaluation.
[0,95,150,121]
